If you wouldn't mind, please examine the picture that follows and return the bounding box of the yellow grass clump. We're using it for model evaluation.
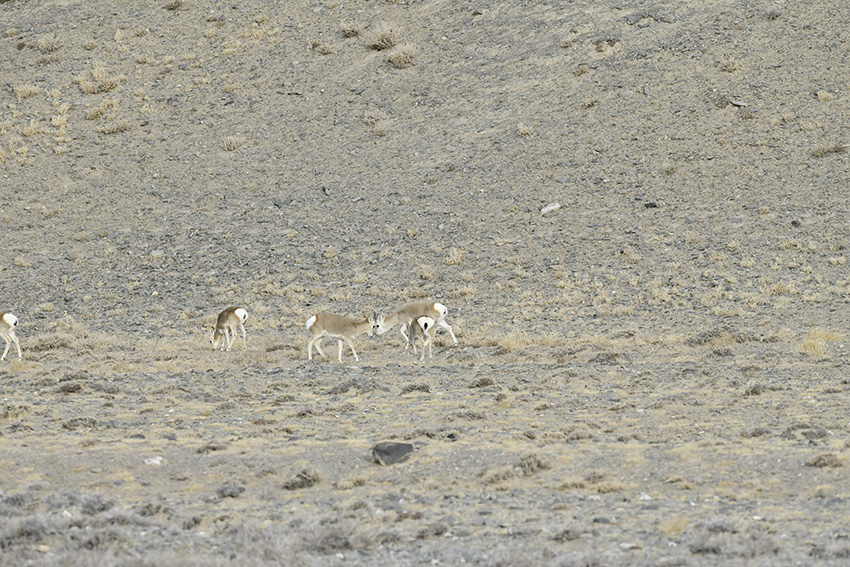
[15,84,41,101]
[800,328,843,356]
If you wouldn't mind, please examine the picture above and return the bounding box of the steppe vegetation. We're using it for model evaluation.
[1,0,849,565]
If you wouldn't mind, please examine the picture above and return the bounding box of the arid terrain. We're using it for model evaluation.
[1,0,849,565]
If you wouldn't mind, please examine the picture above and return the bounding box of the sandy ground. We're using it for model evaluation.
[1,0,849,565]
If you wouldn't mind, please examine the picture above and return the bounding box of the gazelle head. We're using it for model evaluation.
[369,313,384,336]
[363,313,382,337]
[209,328,223,350]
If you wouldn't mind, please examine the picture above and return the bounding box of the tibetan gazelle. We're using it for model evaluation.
[376,301,458,348]
[210,307,248,351]
[408,315,435,361]
[306,312,380,363]
[0,312,22,361]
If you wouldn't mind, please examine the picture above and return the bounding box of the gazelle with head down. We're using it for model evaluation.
[210,307,248,351]
[306,312,380,363]
[0,312,22,361]
[375,301,458,348]
[408,315,435,361]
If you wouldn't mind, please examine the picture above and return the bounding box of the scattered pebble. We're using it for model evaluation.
[541,202,561,216]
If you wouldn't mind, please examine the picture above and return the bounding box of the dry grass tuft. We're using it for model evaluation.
[38,32,64,54]
[810,143,845,158]
[97,120,132,135]
[310,41,334,55]
[445,247,466,266]
[221,135,247,151]
[341,22,361,38]
[15,84,41,101]
[75,62,124,95]
[806,453,842,468]
[800,328,843,356]
[368,23,401,51]
[387,45,417,68]
[336,477,366,490]
[718,59,739,72]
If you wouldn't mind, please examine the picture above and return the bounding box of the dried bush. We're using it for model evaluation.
[221,135,247,151]
[388,45,417,68]
[15,84,41,101]
[368,24,400,51]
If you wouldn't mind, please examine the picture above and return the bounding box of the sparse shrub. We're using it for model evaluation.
[445,247,466,265]
[469,376,494,388]
[388,44,417,68]
[685,517,779,558]
[217,483,246,498]
[341,22,361,38]
[282,469,320,490]
[738,107,755,120]
[368,23,400,51]
[741,427,770,438]
[15,84,41,101]
[807,453,842,468]
[38,32,63,54]
[310,40,334,55]
[594,38,618,52]
[810,143,845,158]
[800,327,843,355]
[221,135,247,151]
[80,493,114,515]
[718,59,739,72]
[97,120,131,134]
[401,383,430,394]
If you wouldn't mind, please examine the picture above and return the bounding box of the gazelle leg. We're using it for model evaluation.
[11,332,20,359]
[239,323,247,349]
[344,338,360,362]
[224,325,234,351]
[400,323,411,349]
[437,320,458,345]
[1,335,10,361]
[314,338,326,357]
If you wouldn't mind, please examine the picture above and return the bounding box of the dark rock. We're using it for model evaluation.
[372,442,414,465]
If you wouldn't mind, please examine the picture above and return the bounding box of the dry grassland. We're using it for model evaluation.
[1,0,849,565]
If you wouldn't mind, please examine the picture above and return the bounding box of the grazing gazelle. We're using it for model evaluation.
[0,312,22,361]
[408,315,435,361]
[375,301,458,348]
[210,307,248,351]
[306,312,380,363]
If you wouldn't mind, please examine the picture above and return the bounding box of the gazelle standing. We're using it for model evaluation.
[0,312,22,361]
[375,301,458,348]
[408,315,435,361]
[210,307,248,351]
[305,312,380,363]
